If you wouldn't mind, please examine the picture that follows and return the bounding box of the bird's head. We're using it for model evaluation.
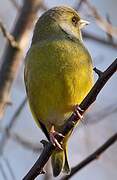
[32,6,89,44]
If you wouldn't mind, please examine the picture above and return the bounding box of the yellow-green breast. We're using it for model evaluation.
[25,37,93,132]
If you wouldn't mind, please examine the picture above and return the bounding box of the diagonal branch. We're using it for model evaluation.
[23,59,117,180]
[61,133,117,180]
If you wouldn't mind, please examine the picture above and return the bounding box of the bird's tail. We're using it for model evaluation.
[51,144,70,177]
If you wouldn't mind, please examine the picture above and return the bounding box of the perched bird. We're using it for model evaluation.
[24,6,94,177]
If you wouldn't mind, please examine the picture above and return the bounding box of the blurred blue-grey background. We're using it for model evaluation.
[0,0,117,179]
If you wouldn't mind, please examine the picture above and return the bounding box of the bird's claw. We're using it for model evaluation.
[74,104,84,119]
[50,125,64,150]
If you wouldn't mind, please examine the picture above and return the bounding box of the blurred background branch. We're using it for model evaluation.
[0,97,27,154]
[9,0,21,11]
[83,31,117,49]
[61,133,117,180]
[79,0,117,37]
[0,0,43,118]
[3,156,16,180]
[0,162,8,180]
[0,20,19,48]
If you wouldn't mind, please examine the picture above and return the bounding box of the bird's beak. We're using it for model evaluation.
[79,19,90,29]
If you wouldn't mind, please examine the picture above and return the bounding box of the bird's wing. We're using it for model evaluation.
[24,52,50,141]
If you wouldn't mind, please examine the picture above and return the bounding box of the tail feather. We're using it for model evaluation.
[51,150,65,177]
[63,147,70,174]
[51,146,70,177]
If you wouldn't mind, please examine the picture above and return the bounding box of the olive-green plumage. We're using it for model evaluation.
[24,6,94,177]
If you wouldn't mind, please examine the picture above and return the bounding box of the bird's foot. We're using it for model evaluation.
[50,125,64,150]
[74,104,84,120]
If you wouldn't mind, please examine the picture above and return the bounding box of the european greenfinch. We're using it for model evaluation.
[24,6,94,177]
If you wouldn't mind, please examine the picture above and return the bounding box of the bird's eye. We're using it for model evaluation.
[72,16,78,25]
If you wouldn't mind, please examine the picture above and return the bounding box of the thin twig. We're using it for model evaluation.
[75,0,85,11]
[93,67,103,77]
[86,103,117,125]
[75,2,117,47]
[0,126,42,153]
[106,14,113,42]
[23,59,117,180]
[0,162,8,180]
[7,97,27,130]
[61,133,117,180]
[83,0,117,37]
[9,0,47,11]
[0,20,19,48]
[3,156,16,180]
[83,31,117,49]
[11,133,42,153]
[9,0,21,11]
[0,97,27,154]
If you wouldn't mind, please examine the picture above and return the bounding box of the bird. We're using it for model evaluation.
[24,6,94,177]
